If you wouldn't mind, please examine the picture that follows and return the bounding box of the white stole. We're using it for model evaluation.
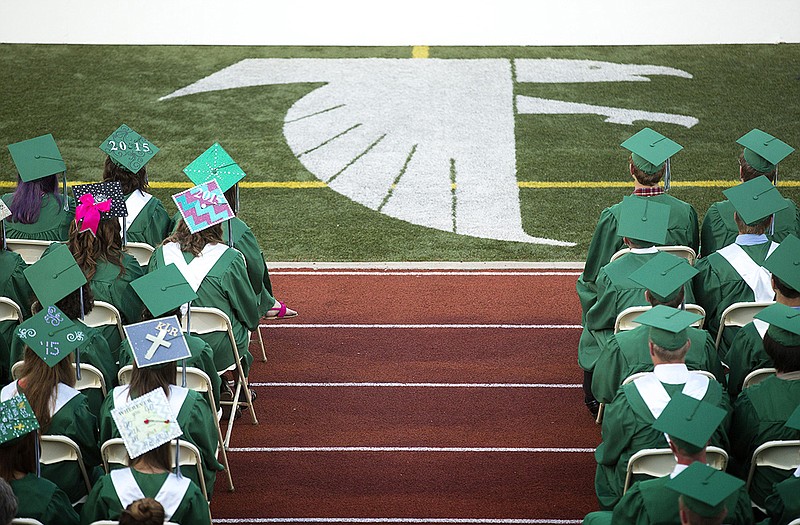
[110,468,190,520]
[717,242,779,302]
[161,242,228,292]
[753,319,770,339]
[633,369,711,418]
[1,381,80,417]
[119,190,153,231]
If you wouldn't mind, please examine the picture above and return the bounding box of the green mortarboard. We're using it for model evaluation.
[0,394,40,446]
[653,393,727,454]
[15,305,88,367]
[785,404,800,431]
[636,305,701,350]
[124,316,192,369]
[628,252,699,302]
[617,196,670,245]
[23,243,87,307]
[621,128,683,175]
[737,129,794,173]
[131,264,198,317]
[763,234,800,293]
[110,388,183,459]
[723,176,788,226]
[182,142,246,192]
[99,124,159,174]
[666,462,744,518]
[7,134,66,183]
[754,303,800,347]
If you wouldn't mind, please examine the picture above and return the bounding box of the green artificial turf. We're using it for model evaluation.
[1,44,799,262]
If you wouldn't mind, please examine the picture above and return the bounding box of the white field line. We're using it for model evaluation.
[249,382,582,388]
[259,324,582,329]
[268,262,585,270]
[228,447,595,453]
[269,271,581,276]
[213,519,582,524]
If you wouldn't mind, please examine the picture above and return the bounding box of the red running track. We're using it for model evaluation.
[209,269,600,524]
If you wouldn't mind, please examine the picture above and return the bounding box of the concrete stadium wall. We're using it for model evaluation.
[1,0,799,46]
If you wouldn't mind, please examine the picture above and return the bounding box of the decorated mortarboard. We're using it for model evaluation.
[111,387,183,459]
[124,316,191,369]
[763,234,800,293]
[723,176,788,226]
[635,305,701,350]
[72,181,128,236]
[99,124,159,174]
[617,196,670,245]
[23,243,87,307]
[0,200,10,222]
[15,305,87,367]
[754,302,800,347]
[7,134,66,183]
[653,393,727,454]
[172,179,234,234]
[130,265,198,317]
[182,142,245,192]
[621,128,683,176]
[0,394,40,446]
[666,462,744,518]
[737,129,794,174]
[628,252,699,302]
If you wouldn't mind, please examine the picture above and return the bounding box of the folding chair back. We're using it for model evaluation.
[11,518,45,525]
[745,440,800,492]
[614,304,706,333]
[609,245,697,265]
[742,367,778,390]
[6,238,53,264]
[715,301,774,350]
[39,435,92,495]
[123,241,155,267]
[0,296,23,324]
[11,361,106,397]
[83,300,125,341]
[623,446,728,494]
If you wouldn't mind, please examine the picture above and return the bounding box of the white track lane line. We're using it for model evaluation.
[250,382,582,388]
[228,447,595,453]
[269,271,581,276]
[259,324,581,329]
[214,519,582,524]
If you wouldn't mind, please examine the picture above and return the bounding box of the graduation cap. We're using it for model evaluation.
[110,387,183,460]
[653,393,727,454]
[15,305,87,367]
[130,265,198,318]
[124,316,191,369]
[99,124,159,174]
[182,142,246,192]
[636,304,701,350]
[7,134,66,183]
[737,129,794,175]
[172,179,234,234]
[621,128,683,189]
[72,181,128,236]
[723,176,789,226]
[0,394,40,446]
[23,243,87,308]
[763,234,800,293]
[754,302,800,347]
[617,196,670,246]
[628,252,699,303]
[666,462,744,519]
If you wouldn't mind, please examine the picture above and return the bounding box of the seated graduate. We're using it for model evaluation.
[761,405,800,525]
[592,253,724,405]
[9,244,116,416]
[82,389,211,525]
[668,463,751,525]
[584,394,752,525]
[0,394,79,525]
[118,497,165,525]
[730,303,800,510]
[700,130,798,257]
[726,235,800,399]
[693,177,789,356]
[2,134,75,241]
[0,212,34,384]
[100,125,173,249]
[594,306,730,510]
[2,307,100,505]
[99,313,222,498]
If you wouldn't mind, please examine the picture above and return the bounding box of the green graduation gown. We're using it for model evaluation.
[123,190,173,248]
[730,375,800,509]
[149,243,258,376]
[594,365,730,510]
[726,320,774,400]
[11,473,79,525]
[99,384,223,498]
[592,325,725,404]
[0,249,33,383]
[700,198,800,258]
[763,472,800,525]
[1,193,75,241]
[80,468,211,525]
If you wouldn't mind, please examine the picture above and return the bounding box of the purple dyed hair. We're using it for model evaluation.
[8,174,63,224]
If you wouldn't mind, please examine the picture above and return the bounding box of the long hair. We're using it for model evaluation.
[102,156,148,194]
[8,174,63,224]
[119,498,165,525]
[130,441,172,473]
[67,219,125,281]
[0,431,38,481]
[129,361,177,400]
[17,347,76,432]
[35,283,95,319]
[164,220,223,257]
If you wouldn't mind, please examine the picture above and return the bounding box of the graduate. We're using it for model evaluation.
[81,389,211,524]
[700,129,799,257]
[592,253,724,405]
[761,404,800,525]
[693,176,788,356]
[667,463,750,525]
[100,124,173,248]
[730,303,800,510]
[2,134,75,241]
[1,305,100,505]
[594,305,730,510]
[0,394,79,525]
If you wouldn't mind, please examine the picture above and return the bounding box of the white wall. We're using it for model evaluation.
[1,0,799,46]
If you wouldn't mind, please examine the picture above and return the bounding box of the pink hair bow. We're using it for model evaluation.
[75,193,111,235]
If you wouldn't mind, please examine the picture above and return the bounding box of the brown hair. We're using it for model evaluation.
[129,361,177,400]
[0,431,38,481]
[32,284,96,320]
[164,220,223,257]
[678,496,727,525]
[739,153,777,183]
[630,155,665,186]
[733,212,771,235]
[773,275,800,299]
[652,341,690,363]
[17,347,76,432]
[68,219,125,281]
[131,442,172,473]
[103,156,148,194]
[763,333,800,373]
[119,498,165,525]
[646,288,685,309]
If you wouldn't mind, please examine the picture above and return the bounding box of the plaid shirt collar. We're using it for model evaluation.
[633,186,665,197]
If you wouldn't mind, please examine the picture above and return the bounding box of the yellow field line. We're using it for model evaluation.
[412,46,430,59]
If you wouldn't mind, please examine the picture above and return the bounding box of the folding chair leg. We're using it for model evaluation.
[258,327,266,362]
[237,362,258,426]
[216,432,235,491]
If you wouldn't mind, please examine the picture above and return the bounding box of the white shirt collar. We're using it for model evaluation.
[630,247,659,254]
[653,363,689,384]
[670,463,689,479]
